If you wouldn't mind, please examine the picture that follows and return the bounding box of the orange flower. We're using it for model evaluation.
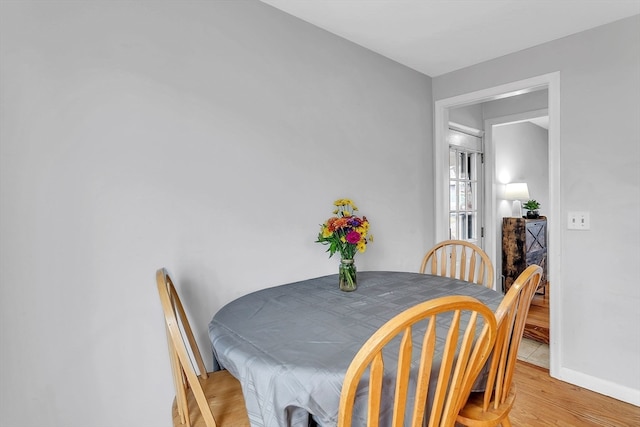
[333,217,349,230]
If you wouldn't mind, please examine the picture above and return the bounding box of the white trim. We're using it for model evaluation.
[559,367,640,406]
[449,121,485,137]
[547,72,561,381]
[434,72,561,379]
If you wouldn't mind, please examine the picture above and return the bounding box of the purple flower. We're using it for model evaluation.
[349,217,362,227]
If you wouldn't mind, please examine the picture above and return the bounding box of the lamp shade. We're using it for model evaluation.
[504,182,530,200]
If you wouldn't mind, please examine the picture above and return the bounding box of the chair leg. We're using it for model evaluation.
[502,415,512,427]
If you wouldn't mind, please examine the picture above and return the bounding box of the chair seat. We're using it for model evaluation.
[456,265,542,427]
[157,268,250,427]
[172,369,249,427]
[456,372,517,427]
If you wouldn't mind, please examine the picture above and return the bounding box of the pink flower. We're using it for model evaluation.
[346,230,361,244]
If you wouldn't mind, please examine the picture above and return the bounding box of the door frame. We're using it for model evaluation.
[434,72,561,378]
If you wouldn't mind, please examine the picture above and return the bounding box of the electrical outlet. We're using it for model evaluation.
[568,212,590,230]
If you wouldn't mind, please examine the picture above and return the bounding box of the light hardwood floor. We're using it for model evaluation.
[518,286,550,368]
[516,285,640,425]
[523,284,549,344]
[511,361,640,426]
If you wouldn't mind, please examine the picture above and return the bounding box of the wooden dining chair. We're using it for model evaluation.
[156,268,250,427]
[420,240,495,289]
[456,264,543,427]
[337,295,498,427]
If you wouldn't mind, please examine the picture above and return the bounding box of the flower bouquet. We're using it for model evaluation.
[316,198,372,291]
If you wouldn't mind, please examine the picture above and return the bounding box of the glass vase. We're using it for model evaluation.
[339,258,357,292]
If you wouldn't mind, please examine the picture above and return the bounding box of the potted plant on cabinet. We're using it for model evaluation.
[523,200,541,218]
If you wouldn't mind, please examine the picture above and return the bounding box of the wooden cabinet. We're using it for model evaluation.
[502,217,547,293]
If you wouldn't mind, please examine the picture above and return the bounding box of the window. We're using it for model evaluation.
[448,127,484,245]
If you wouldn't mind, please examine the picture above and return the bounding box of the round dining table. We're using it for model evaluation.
[208,271,502,427]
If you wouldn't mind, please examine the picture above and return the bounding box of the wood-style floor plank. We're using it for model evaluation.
[524,285,550,344]
[510,361,640,426]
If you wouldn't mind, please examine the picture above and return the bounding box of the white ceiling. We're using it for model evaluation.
[260,0,640,77]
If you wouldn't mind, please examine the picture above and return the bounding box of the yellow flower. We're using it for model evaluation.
[333,198,358,211]
[357,242,366,253]
[322,226,333,238]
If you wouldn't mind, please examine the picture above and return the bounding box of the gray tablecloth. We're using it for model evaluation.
[208,271,502,427]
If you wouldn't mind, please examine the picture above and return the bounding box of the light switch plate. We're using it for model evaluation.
[568,212,590,230]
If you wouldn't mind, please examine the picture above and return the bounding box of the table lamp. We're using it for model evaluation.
[504,182,529,217]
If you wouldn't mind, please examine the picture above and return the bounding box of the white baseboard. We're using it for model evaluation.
[556,366,640,406]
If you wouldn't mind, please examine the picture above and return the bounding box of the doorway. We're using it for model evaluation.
[485,108,549,286]
[488,111,550,369]
[434,72,560,378]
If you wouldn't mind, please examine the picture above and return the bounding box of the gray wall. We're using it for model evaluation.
[450,90,549,130]
[0,2,432,426]
[449,103,484,129]
[495,122,549,216]
[435,14,640,402]
[483,89,548,120]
